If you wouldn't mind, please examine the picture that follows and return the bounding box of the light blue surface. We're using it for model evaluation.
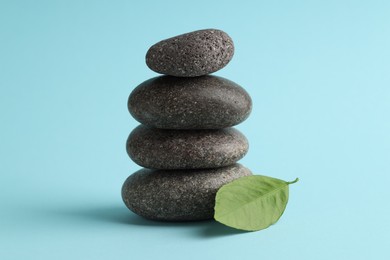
[1,0,389,259]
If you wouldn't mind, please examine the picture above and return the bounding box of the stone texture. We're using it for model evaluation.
[126,125,249,169]
[121,164,252,221]
[128,75,252,129]
[146,29,234,77]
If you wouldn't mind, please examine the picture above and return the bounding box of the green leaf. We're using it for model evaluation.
[214,175,298,231]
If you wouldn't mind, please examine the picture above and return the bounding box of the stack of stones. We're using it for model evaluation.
[122,29,253,221]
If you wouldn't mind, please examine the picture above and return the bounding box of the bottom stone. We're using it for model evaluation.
[122,164,252,221]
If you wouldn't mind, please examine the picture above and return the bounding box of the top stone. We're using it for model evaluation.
[146,29,234,77]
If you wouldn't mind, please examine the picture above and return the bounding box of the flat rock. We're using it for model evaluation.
[128,75,252,129]
[146,29,234,77]
[126,125,249,169]
[122,164,252,221]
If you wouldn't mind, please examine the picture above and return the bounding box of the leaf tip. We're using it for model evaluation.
[288,178,299,185]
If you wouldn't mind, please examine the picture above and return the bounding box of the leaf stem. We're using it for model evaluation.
[287,178,299,185]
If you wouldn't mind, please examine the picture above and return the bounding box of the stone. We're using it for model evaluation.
[121,164,252,221]
[146,29,234,77]
[126,125,249,169]
[128,75,252,129]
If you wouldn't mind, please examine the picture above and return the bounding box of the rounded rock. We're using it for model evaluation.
[126,125,249,169]
[146,29,234,77]
[128,75,252,129]
[121,164,252,221]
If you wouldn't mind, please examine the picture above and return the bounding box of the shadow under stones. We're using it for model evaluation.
[200,222,249,238]
[45,204,248,237]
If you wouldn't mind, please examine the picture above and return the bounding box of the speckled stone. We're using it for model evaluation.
[126,125,249,169]
[128,75,252,129]
[146,29,234,77]
[121,164,252,221]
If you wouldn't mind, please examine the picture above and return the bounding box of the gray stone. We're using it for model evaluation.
[121,164,252,221]
[146,29,234,77]
[128,75,252,129]
[126,125,249,169]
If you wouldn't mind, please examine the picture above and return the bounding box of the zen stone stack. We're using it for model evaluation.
[122,29,253,221]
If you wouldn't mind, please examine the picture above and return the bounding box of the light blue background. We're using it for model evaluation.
[1,0,389,259]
